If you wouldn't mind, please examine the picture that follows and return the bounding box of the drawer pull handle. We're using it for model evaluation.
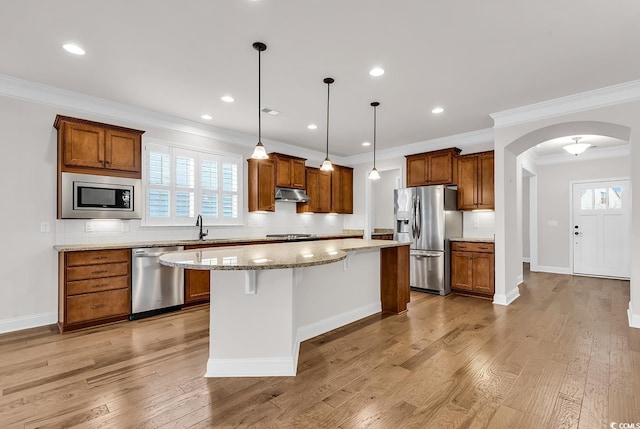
[92,284,108,288]
[90,304,106,310]
[91,270,108,275]
[93,256,108,260]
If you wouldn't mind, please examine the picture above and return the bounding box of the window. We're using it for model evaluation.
[144,141,243,226]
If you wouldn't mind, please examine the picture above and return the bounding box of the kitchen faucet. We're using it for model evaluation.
[196,215,208,240]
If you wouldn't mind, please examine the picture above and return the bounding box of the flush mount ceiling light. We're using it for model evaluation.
[320,77,335,171]
[431,107,444,114]
[369,67,385,77]
[362,142,371,147]
[250,42,269,160]
[62,43,85,55]
[563,136,591,156]
[368,102,381,181]
[221,95,235,103]
[201,114,213,120]
[307,124,317,130]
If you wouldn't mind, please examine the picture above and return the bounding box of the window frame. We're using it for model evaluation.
[143,139,244,227]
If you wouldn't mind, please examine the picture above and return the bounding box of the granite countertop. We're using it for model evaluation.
[53,232,363,252]
[449,237,495,243]
[159,238,405,270]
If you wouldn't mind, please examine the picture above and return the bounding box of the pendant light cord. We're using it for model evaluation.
[325,81,330,158]
[258,48,262,145]
[373,105,377,167]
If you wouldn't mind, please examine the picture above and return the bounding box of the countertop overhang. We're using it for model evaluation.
[159,239,406,270]
[53,232,362,252]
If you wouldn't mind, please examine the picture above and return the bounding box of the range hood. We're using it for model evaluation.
[275,187,312,203]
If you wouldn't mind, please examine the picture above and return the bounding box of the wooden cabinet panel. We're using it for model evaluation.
[451,252,473,291]
[297,167,319,213]
[248,158,275,212]
[451,241,494,298]
[59,248,131,332]
[67,262,129,282]
[405,148,460,187]
[330,165,353,214]
[105,129,142,173]
[63,122,105,169]
[184,269,211,305]
[67,249,130,266]
[55,115,144,179]
[66,289,130,325]
[67,275,129,295]
[406,155,427,187]
[317,170,332,213]
[271,153,307,189]
[478,152,494,210]
[457,151,494,211]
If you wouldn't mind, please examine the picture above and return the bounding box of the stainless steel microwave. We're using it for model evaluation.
[61,172,141,219]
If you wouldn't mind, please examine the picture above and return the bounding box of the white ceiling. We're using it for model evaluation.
[2,0,639,157]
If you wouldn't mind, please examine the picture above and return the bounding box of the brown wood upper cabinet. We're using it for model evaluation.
[270,153,306,189]
[405,147,460,187]
[331,165,353,214]
[54,115,144,179]
[297,167,332,213]
[247,158,275,212]
[457,151,494,210]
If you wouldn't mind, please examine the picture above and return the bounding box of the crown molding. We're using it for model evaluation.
[0,73,330,162]
[342,127,494,165]
[490,79,640,128]
[534,144,629,166]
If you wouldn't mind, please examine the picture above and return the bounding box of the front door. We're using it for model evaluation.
[572,180,630,278]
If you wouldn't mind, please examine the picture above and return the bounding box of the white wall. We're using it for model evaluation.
[535,156,629,271]
[371,168,400,230]
[0,95,344,333]
[522,176,530,260]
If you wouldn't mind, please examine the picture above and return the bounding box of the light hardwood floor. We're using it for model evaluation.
[1,267,639,428]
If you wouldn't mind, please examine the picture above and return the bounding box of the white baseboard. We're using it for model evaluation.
[533,265,573,275]
[629,301,640,329]
[296,302,381,343]
[493,287,520,306]
[0,312,57,335]
[522,257,531,263]
[205,356,297,377]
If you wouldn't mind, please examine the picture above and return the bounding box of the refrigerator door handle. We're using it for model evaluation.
[415,195,422,239]
[410,250,442,258]
[411,196,417,238]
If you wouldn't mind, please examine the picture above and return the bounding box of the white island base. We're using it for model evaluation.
[206,249,381,377]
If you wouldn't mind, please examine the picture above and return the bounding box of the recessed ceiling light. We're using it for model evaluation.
[362,142,371,146]
[262,107,280,116]
[221,96,235,103]
[201,114,213,120]
[307,124,317,130]
[369,67,385,77]
[431,107,444,114]
[62,43,85,55]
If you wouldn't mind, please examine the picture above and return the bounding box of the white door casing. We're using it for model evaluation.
[572,179,630,278]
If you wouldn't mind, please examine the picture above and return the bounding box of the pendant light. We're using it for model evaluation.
[250,42,269,159]
[368,101,381,180]
[563,136,591,156]
[320,77,335,171]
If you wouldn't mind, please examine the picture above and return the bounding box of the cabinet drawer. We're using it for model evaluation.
[67,262,129,281]
[451,242,494,253]
[67,249,130,266]
[66,288,130,324]
[67,275,129,295]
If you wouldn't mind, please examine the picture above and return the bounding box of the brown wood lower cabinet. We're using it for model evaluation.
[450,241,494,299]
[59,248,131,332]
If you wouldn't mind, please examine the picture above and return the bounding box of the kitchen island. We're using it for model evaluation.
[160,239,409,377]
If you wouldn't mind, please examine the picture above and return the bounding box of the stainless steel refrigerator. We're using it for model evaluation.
[394,185,462,295]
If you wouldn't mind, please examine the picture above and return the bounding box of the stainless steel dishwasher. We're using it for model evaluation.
[130,246,185,320]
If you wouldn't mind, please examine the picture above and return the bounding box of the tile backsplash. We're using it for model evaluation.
[462,211,495,238]
[55,202,344,245]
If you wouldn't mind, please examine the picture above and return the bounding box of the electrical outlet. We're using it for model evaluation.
[85,221,94,232]
[547,220,558,227]
[473,219,480,229]
[40,222,50,233]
